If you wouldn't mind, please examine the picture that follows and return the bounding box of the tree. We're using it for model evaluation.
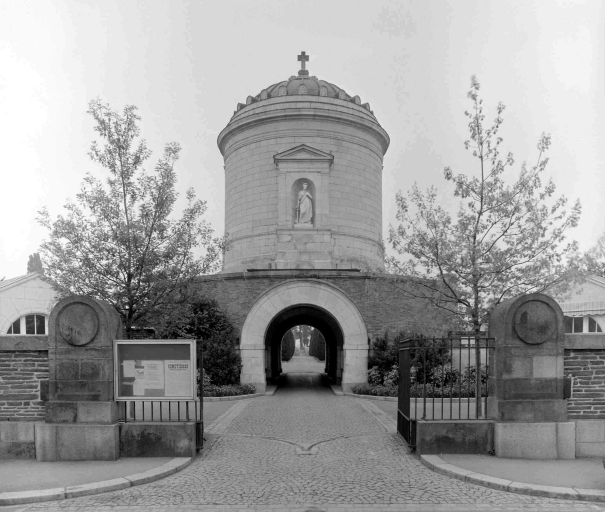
[388,76,581,414]
[27,253,44,274]
[281,330,295,361]
[580,233,605,278]
[37,99,224,337]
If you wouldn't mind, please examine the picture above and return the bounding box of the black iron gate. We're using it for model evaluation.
[397,338,416,448]
[397,336,494,450]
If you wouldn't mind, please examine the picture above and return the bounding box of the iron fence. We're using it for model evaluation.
[119,400,202,423]
[397,337,494,449]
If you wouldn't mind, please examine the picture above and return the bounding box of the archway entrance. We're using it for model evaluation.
[239,280,369,393]
[267,307,342,384]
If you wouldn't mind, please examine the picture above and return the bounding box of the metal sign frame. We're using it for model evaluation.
[113,339,197,401]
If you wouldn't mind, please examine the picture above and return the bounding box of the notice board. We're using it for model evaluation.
[114,340,197,400]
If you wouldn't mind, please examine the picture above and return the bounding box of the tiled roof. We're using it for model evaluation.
[0,273,45,292]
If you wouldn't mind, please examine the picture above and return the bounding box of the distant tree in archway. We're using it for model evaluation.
[281,330,295,361]
[308,329,326,361]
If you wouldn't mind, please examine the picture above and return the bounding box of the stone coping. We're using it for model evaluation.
[0,457,192,506]
[0,335,48,351]
[420,454,605,502]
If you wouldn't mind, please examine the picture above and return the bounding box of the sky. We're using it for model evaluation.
[0,0,603,279]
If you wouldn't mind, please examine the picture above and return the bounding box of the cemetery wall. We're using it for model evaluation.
[565,348,605,418]
[564,334,605,419]
[0,336,48,420]
[195,271,457,342]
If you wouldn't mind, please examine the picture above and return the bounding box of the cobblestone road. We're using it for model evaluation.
[9,362,605,512]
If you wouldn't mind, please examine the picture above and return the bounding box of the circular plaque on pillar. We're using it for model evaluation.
[57,302,99,346]
[513,300,557,345]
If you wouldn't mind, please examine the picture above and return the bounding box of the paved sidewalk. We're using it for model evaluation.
[281,353,325,373]
[4,372,605,511]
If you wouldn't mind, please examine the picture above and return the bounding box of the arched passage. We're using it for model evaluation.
[239,280,369,393]
[266,305,342,383]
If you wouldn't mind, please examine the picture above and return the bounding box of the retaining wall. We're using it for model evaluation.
[0,336,48,421]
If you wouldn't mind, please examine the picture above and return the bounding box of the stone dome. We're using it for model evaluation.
[235,75,374,117]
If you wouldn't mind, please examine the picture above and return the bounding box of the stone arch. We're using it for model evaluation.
[240,280,368,393]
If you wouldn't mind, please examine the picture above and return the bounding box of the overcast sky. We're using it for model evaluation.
[1,0,603,279]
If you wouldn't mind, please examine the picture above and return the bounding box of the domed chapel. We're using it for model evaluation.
[197,53,449,392]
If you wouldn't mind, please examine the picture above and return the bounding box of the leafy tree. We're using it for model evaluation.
[27,253,44,274]
[160,297,242,386]
[388,76,580,413]
[580,233,605,278]
[37,99,224,337]
[308,329,325,361]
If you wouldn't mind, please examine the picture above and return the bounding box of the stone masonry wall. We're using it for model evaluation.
[0,336,48,420]
[196,271,456,343]
[565,349,605,419]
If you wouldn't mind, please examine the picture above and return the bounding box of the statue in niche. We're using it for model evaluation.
[296,182,313,226]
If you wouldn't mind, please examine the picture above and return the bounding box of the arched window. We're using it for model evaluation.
[6,314,47,335]
[319,86,328,97]
[278,85,287,96]
[260,89,268,100]
[298,84,307,95]
[338,90,347,100]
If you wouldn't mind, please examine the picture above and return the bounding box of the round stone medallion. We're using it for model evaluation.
[513,300,557,345]
[57,302,99,346]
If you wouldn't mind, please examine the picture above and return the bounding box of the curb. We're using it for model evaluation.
[0,457,192,506]
[203,386,276,402]
[342,392,398,402]
[203,392,264,402]
[420,454,605,502]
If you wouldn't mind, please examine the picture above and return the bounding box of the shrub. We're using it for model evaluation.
[368,332,399,374]
[281,330,295,361]
[308,329,326,361]
[204,383,256,397]
[383,364,399,387]
[201,331,242,386]
[352,383,398,397]
[367,366,383,386]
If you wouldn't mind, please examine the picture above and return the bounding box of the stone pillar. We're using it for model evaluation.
[489,292,575,459]
[35,296,123,461]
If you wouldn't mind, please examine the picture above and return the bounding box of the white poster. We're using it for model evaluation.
[133,365,146,396]
[143,361,165,389]
[123,360,135,378]
[165,360,191,396]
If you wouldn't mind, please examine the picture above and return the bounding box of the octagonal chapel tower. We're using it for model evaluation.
[217,53,390,272]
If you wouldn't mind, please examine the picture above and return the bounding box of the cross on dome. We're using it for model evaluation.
[297,51,309,76]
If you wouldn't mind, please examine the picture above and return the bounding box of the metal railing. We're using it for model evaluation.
[119,400,202,423]
[397,337,494,449]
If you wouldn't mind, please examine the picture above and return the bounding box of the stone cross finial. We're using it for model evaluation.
[298,51,309,76]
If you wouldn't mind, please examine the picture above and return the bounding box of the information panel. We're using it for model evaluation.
[114,340,197,400]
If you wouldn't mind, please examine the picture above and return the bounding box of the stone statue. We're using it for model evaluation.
[296,183,313,225]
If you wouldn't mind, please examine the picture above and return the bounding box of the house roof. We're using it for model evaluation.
[0,273,51,293]
[558,274,605,316]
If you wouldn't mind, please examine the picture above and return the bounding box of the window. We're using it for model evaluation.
[319,86,327,97]
[298,84,307,95]
[589,317,603,333]
[278,85,287,96]
[564,315,603,333]
[6,314,47,335]
[260,89,268,100]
